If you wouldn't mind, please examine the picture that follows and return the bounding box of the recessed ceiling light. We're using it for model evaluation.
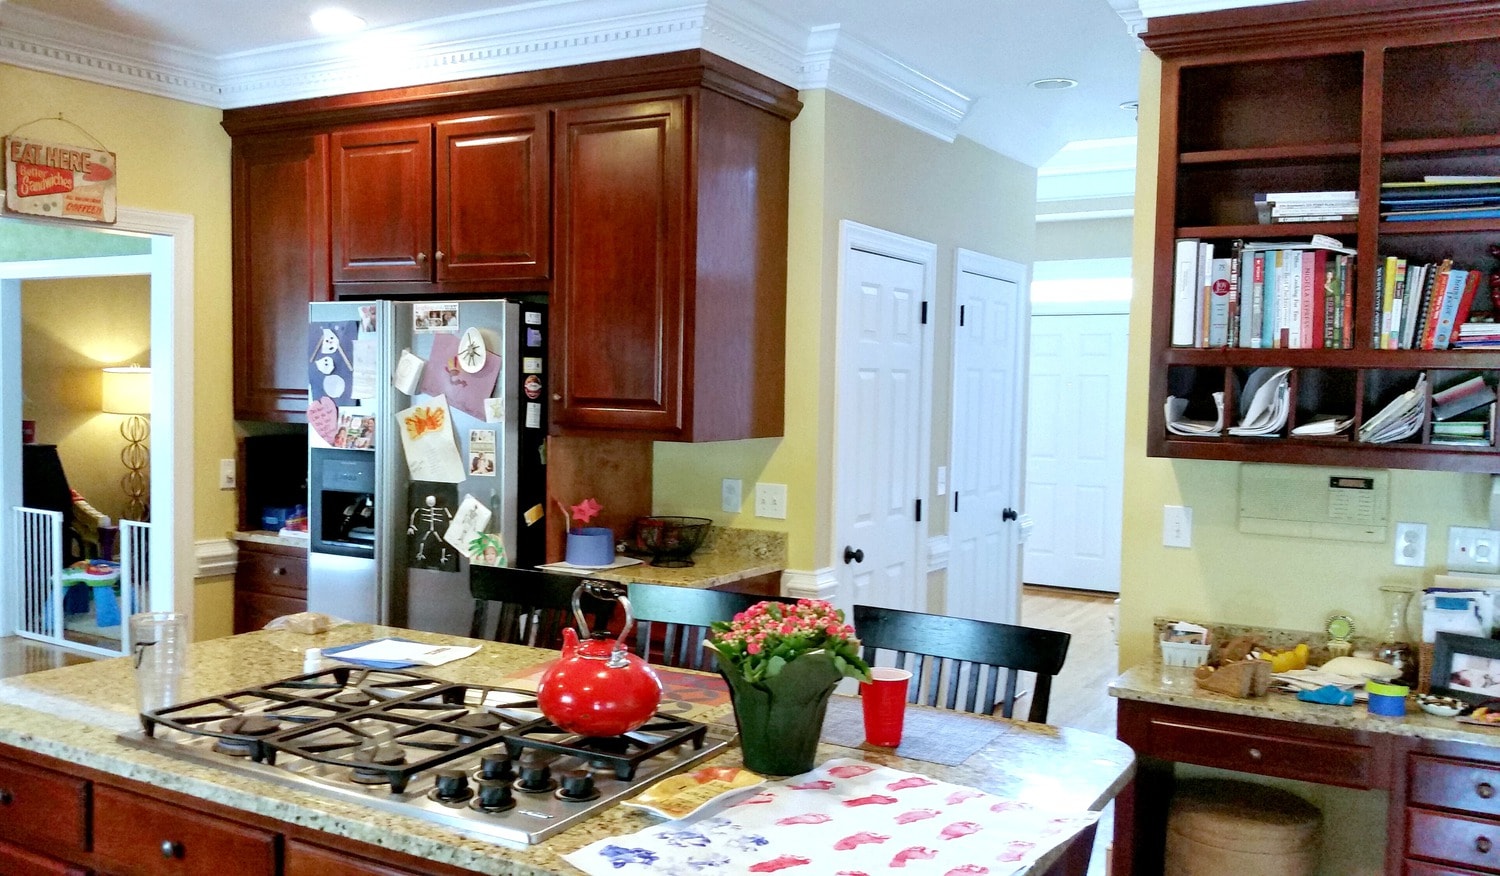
[310,8,367,35]
[1029,77,1078,91]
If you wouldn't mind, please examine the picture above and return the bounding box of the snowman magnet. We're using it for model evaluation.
[307,320,359,405]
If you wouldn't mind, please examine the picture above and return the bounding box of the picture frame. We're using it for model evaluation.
[1430,631,1500,706]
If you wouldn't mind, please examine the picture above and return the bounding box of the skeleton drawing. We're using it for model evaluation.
[408,495,454,564]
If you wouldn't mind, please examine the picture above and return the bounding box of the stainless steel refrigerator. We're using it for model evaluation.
[306,299,547,635]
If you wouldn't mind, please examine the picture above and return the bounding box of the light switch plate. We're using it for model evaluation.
[219,458,237,491]
[755,482,788,519]
[1449,526,1500,573]
[1163,505,1192,548]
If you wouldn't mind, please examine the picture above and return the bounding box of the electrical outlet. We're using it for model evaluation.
[1162,505,1192,548]
[219,458,237,491]
[721,478,743,514]
[755,482,788,519]
[1393,521,1427,567]
[1449,526,1500,573]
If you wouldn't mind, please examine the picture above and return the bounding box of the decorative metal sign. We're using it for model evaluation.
[4,135,117,223]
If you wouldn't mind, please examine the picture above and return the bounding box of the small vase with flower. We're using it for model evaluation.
[559,497,613,567]
[706,599,871,776]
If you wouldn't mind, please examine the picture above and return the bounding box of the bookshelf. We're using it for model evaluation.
[1143,0,1500,473]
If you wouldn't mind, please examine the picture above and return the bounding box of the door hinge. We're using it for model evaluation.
[920,301,928,325]
[960,304,966,327]
[914,498,922,522]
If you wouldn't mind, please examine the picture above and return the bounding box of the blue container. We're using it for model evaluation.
[565,527,615,567]
[1366,681,1409,717]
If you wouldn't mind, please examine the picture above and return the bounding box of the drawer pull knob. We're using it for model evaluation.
[1478,836,1494,855]
[435,250,445,261]
[273,566,286,576]
[416,252,428,263]
[1480,782,1495,799]
[0,789,12,805]
[161,839,183,859]
[1247,747,1262,760]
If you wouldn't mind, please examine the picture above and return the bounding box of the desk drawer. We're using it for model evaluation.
[93,785,276,875]
[1407,861,1493,875]
[0,838,88,875]
[1413,755,1500,819]
[1150,718,1374,788]
[0,755,89,856]
[1409,809,1500,872]
[237,544,307,599]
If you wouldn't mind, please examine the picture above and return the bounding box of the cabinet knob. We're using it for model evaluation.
[1480,782,1496,799]
[0,789,12,805]
[1478,836,1493,855]
[416,252,428,263]
[161,839,183,859]
[273,566,286,576]
[435,250,445,261]
[552,393,562,401]
[1247,747,1262,761]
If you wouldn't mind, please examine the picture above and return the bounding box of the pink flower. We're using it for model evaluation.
[569,497,603,526]
[747,642,762,655]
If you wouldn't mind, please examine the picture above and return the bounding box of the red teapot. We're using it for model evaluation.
[536,582,663,737]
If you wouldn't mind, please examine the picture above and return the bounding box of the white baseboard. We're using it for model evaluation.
[195,538,237,578]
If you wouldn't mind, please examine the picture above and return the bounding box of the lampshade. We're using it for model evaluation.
[101,366,151,415]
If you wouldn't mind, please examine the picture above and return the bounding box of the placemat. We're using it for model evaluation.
[820,696,1002,766]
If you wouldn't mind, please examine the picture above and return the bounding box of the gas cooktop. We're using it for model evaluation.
[116,667,733,846]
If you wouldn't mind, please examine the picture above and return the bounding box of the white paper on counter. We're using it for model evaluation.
[565,758,1098,876]
[329,639,479,667]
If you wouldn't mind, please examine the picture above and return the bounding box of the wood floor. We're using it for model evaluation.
[1019,583,1119,737]
[0,635,94,680]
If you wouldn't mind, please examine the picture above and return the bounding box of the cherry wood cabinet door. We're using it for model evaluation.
[435,110,550,283]
[232,133,330,422]
[553,96,688,435]
[0,838,87,876]
[92,784,277,876]
[285,840,431,876]
[0,755,89,858]
[331,122,433,282]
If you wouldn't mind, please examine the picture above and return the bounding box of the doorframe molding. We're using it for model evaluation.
[831,220,937,611]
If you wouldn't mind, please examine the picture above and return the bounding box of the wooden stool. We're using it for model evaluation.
[1165,778,1321,876]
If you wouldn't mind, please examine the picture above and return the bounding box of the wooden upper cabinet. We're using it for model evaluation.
[435,110,550,282]
[554,97,688,436]
[231,132,330,422]
[331,122,433,282]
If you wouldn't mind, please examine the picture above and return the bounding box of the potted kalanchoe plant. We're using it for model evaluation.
[706,599,871,776]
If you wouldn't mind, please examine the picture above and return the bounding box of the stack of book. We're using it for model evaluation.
[1431,374,1497,447]
[1171,235,1356,349]
[1255,191,1358,223]
[1454,322,1500,349]
[1370,256,1484,349]
[1381,177,1500,221]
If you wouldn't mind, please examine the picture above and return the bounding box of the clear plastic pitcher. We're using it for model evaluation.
[130,611,187,714]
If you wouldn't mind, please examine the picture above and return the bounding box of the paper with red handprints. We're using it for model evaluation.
[395,395,464,483]
[564,758,1099,876]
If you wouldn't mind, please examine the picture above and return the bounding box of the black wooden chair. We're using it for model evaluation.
[852,604,1070,723]
[626,583,797,671]
[468,567,615,650]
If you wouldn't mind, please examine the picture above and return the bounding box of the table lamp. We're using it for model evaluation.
[101,365,150,521]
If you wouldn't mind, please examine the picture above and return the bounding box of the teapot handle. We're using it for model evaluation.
[574,580,633,665]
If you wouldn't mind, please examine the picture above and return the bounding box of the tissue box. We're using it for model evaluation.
[1161,640,1211,668]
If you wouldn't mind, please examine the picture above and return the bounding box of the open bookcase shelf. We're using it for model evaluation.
[1143,2,1500,473]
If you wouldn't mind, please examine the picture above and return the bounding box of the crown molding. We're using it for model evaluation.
[0,0,971,147]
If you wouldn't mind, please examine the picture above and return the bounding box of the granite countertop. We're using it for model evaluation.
[0,625,1133,876]
[559,528,787,590]
[1112,662,1500,748]
[231,529,311,550]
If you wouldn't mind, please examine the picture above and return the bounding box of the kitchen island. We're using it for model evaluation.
[0,625,1133,875]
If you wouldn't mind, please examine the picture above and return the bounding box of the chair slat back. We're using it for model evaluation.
[627,584,797,672]
[853,604,1070,723]
[469,567,613,649]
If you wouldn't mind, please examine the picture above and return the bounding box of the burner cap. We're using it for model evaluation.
[351,742,407,767]
[454,711,503,734]
[334,691,373,707]
[219,714,280,737]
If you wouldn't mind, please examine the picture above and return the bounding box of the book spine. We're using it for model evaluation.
[1421,260,1454,349]
[1276,251,1292,348]
[1172,239,1199,347]
[1390,258,1408,350]
[1432,269,1470,349]
[1288,250,1303,348]
[1339,255,1354,349]
[1372,260,1385,348]
[1380,255,1398,349]
[1261,251,1277,348]
[1249,252,1265,348]
[1454,268,1483,330]
[1301,249,1321,349]
[1228,245,1242,348]
[1198,241,1214,348]
[1317,251,1334,349]
[1209,258,1231,347]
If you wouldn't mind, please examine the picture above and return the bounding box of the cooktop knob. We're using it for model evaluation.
[558,768,599,802]
[516,754,554,792]
[472,779,516,812]
[479,752,514,781]
[431,769,472,803]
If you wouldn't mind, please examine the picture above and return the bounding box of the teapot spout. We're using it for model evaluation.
[560,626,579,656]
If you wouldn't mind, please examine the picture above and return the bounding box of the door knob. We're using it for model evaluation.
[843,546,864,564]
[1002,508,1018,522]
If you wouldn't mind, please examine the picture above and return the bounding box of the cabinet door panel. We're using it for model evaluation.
[0,838,87,876]
[436,111,550,282]
[232,133,330,421]
[92,785,276,876]
[554,97,687,434]
[332,123,432,282]
[0,755,89,856]
[285,840,428,875]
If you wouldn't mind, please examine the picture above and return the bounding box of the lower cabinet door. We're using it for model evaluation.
[0,837,88,876]
[1408,808,1500,872]
[284,840,430,876]
[92,785,277,875]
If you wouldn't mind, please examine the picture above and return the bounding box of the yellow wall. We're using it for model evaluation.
[21,276,151,525]
[654,91,1038,575]
[1,64,237,636]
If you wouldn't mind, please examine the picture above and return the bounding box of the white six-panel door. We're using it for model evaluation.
[946,250,1028,624]
[1023,310,1128,592]
[833,223,935,614]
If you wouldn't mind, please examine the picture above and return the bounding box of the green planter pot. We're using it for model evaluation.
[720,653,842,777]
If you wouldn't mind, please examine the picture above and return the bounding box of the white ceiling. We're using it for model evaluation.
[0,0,1299,167]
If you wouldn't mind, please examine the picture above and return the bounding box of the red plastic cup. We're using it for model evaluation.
[860,667,912,747]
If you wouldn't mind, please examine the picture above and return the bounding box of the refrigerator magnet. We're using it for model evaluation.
[469,532,506,567]
[397,395,465,483]
[483,397,504,422]
[308,320,358,405]
[407,483,458,571]
[523,375,542,399]
[468,429,496,476]
[456,327,487,373]
[525,403,542,429]
[522,357,543,374]
[392,349,425,395]
[443,494,493,558]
